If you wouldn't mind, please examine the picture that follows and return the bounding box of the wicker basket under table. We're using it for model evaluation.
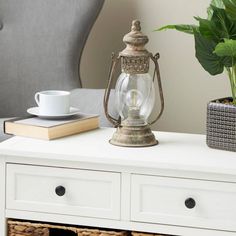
[132,232,172,236]
[8,220,129,236]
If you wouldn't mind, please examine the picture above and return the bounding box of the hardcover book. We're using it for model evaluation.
[4,114,99,140]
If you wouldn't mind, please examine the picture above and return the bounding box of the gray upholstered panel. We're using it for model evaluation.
[71,88,118,127]
[0,0,104,117]
[0,118,12,142]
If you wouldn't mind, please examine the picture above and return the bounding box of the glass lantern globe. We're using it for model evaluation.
[115,72,155,126]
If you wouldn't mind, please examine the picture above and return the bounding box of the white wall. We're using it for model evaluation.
[81,0,231,134]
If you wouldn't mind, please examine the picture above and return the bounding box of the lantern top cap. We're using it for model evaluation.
[123,20,149,49]
[131,20,141,31]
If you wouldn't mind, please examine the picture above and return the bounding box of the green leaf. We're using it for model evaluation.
[214,39,236,58]
[210,5,236,40]
[222,0,236,20]
[207,0,225,19]
[195,6,236,42]
[194,17,221,41]
[157,4,236,40]
[156,24,198,35]
[211,0,225,8]
[194,33,232,75]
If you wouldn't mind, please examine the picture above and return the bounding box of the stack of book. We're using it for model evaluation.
[4,113,99,140]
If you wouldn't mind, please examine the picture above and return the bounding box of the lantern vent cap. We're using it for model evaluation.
[123,20,149,48]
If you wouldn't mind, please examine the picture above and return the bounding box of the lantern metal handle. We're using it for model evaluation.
[104,53,121,127]
[148,53,164,126]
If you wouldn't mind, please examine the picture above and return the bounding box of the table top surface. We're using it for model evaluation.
[0,128,235,174]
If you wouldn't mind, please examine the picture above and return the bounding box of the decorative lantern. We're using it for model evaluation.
[104,20,164,147]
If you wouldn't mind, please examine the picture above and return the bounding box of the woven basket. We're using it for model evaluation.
[132,232,172,236]
[8,220,129,236]
[206,98,236,152]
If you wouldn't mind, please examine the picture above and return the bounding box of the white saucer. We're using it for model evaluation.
[27,107,80,119]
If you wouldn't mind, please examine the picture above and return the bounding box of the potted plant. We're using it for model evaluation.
[158,0,236,152]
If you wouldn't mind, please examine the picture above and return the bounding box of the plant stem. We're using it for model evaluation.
[233,65,236,105]
[227,67,236,105]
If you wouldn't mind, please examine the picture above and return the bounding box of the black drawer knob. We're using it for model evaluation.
[55,186,66,196]
[185,198,196,209]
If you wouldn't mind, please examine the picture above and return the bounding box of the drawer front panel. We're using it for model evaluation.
[131,174,236,231]
[6,164,121,220]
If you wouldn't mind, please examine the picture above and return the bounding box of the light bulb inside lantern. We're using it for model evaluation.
[125,89,144,109]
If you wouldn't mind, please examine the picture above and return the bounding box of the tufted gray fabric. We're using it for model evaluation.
[0,0,104,117]
[71,88,118,128]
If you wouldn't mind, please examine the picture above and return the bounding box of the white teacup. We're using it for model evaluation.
[35,90,70,115]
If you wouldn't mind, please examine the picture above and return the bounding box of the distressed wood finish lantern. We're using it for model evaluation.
[104,20,164,147]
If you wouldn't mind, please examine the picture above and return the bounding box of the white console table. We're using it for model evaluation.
[1,128,236,236]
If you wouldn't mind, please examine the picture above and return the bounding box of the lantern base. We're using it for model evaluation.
[109,125,158,147]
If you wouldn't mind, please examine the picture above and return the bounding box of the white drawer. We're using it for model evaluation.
[6,164,121,220]
[131,174,236,231]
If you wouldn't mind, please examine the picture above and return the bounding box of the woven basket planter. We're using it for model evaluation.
[206,97,236,152]
[8,220,129,236]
